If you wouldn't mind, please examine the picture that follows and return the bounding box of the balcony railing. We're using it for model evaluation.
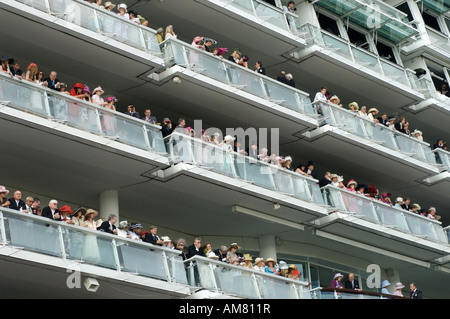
[164,132,326,205]
[0,73,167,154]
[433,148,450,169]
[321,184,449,244]
[209,0,303,37]
[160,38,316,117]
[311,287,408,299]
[314,99,438,166]
[0,207,189,285]
[14,0,161,55]
[185,255,312,299]
[299,24,427,93]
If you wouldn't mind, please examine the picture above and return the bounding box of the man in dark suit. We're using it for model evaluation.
[410,283,422,299]
[98,214,117,234]
[187,237,205,259]
[344,273,361,291]
[8,190,26,212]
[143,225,163,246]
[377,113,388,126]
[254,61,266,75]
[41,199,61,220]
[42,71,61,91]
[124,105,140,119]
[141,108,157,125]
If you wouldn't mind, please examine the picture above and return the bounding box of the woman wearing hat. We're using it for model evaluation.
[1,55,13,78]
[331,273,344,289]
[283,156,293,171]
[0,186,10,208]
[253,257,265,271]
[393,282,405,297]
[92,86,107,107]
[367,108,379,122]
[264,258,279,275]
[242,254,254,269]
[72,207,86,227]
[348,102,359,113]
[346,179,357,192]
[413,129,423,141]
[226,243,240,265]
[59,205,75,224]
[81,209,100,263]
[278,261,289,277]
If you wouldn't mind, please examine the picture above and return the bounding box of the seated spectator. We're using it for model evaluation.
[0,185,10,208]
[10,60,23,80]
[265,258,279,275]
[348,102,359,113]
[412,129,423,141]
[41,199,61,220]
[42,71,62,91]
[141,108,157,125]
[8,190,26,212]
[98,214,118,234]
[124,104,140,118]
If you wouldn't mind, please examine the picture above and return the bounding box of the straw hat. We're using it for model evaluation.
[85,209,98,218]
[348,102,359,111]
[368,108,379,115]
[278,261,288,270]
[243,254,253,261]
[104,1,116,9]
[395,282,405,290]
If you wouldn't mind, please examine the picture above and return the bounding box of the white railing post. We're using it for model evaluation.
[0,210,7,245]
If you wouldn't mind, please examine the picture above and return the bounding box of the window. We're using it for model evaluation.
[347,27,371,51]
[317,13,341,37]
[422,11,442,32]
[375,41,397,63]
[396,2,414,22]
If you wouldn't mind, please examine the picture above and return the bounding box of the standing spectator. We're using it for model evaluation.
[331,273,344,289]
[377,112,388,126]
[1,55,13,77]
[0,186,10,208]
[393,282,405,297]
[10,61,23,80]
[434,139,444,149]
[24,196,34,214]
[41,199,61,220]
[124,104,140,118]
[214,245,228,262]
[394,197,404,209]
[410,203,421,214]
[72,207,86,226]
[402,197,411,211]
[156,27,164,43]
[176,238,187,262]
[161,118,173,138]
[143,225,163,246]
[380,192,393,205]
[410,283,422,299]
[412,129,423,141]
[117,220,131,238]
[253,257,265,271]
[283,1,296,14]
[348,102,359,113]
[30,197,40,215]
[165,25,177,40]
[427,207,439,220]
[344,273,361,291]
[141,108,157,125]
[25,63,39,83]
[265,258,279,275]
[98,214,118,234]
[8,190,26,212]
[103,1,115,11]
[42,71,61,91]
[358,105,368,118]
[306,161,317,179]
[285,73,295,87]
[59,205,75,224]
[91,86,108,107]
[394,117,406,133]
[128,223,143,241]
[254,61,266,75]
[187,237,206,258]
[381,280,391,294]
[367,108,379,122]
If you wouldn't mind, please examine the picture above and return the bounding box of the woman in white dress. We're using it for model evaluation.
[81,209,101,264]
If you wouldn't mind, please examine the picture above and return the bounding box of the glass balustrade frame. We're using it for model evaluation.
[184,255,311,299]
[321,184,448,244]
[0,207,189,285]
[14,0,162,55]
[163,131,326,205]
[312,99,437,165]
[0,72,167,154]
[160,38,317,117]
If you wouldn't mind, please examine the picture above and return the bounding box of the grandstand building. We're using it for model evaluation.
[0,0,449,299]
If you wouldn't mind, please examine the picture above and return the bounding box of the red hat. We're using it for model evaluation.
[59,205,74,214]
[72,83,84,89]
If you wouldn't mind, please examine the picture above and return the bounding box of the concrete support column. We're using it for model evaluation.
[258,234,277,261]
[99,189,119,220]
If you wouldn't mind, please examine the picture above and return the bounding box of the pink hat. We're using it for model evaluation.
[0,185,9,195]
